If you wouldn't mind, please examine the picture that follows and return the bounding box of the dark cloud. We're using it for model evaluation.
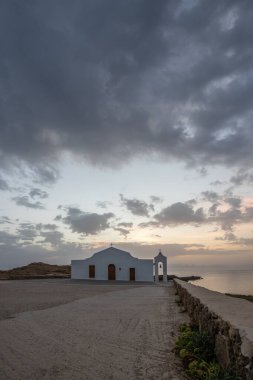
[208,203,220,217]
[118,222,133,228]
[32,165,60,185]
[215,232,237,242]
[153,202,205,226]
[238,238,253,246]
[12,195,45,209]
[0,177,10,191]
[140,201,206,228]
[0,1,253,170]
[17,222,66,247]
[11,185,48,209]
[185,199,198,206]
[114,221,133,238]
[96,201,112,209]
[0,231,19,246]
[39,231,64,246]
[225,232,237,242]
[230,169,253,186]
[206,193,250,231]
[114,227,130,238]
[225,197,241,208]
[150,196,163,204]
[63,207,114,235]
[139,191,253,233]
[120,194,153,217]
[210,180,223,186]
[197,167,208,177]
[17,223,38,241]
[29,188,49,199]
[139,220,159,229]
[215,232,253,247]
[202,191,220,203]
[0,216,12,224]
[243,206,253,222]
[36,223,57,231]
[223,187,234,197]
[213,207,247,231]
[0,221,66,249]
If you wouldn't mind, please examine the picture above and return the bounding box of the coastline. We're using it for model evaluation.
[226,293,253,303]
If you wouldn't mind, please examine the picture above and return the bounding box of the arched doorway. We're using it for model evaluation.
[108,264,116,280]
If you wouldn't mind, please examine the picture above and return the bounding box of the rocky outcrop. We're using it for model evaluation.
[174,279,253,380]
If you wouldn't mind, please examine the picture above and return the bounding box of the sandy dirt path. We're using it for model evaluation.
[0,283,188,380]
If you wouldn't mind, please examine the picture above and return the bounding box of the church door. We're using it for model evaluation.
[129,268,135,281]
[108,264,116,280]
[89,265,95,278]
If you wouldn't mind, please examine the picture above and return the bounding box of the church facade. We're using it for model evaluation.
[71,246,167,282]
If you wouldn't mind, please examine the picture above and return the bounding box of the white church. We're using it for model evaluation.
[71,246,167,282]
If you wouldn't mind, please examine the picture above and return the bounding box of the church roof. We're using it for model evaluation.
[91,246,133,259]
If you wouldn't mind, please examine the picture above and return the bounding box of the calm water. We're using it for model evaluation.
[171,267,253,295]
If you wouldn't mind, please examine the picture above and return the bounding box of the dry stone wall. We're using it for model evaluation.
[174,279,253,380]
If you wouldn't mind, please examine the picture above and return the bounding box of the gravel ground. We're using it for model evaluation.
[0,279,143,320]
[0,280,189,380]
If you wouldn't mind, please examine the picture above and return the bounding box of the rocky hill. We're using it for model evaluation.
[0,262,71,280]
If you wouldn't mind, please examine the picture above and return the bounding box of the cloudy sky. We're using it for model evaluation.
[0,0,253,271]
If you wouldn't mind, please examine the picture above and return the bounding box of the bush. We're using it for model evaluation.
[175,324,238,380]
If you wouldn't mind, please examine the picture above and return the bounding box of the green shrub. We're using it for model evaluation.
[175,324,238,380]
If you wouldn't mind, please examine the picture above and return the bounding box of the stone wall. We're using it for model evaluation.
[174,279,253,380]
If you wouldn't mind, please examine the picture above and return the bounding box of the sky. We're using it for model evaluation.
[0,0,253,271]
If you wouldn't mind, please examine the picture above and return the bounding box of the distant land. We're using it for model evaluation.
[226,293,253,303]
[0,262,71,280]
[161,274,202,282]
[0,262,201,282]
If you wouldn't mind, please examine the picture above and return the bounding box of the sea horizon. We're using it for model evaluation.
[169,266,253,296]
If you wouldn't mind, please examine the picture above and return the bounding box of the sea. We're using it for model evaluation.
[170,267,253,295]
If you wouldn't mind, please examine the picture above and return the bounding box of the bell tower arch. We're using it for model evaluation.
[154,250,167,282]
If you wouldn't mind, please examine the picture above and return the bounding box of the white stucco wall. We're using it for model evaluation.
[71,247,153,282]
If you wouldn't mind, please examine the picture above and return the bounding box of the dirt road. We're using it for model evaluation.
[0,281,188,379]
